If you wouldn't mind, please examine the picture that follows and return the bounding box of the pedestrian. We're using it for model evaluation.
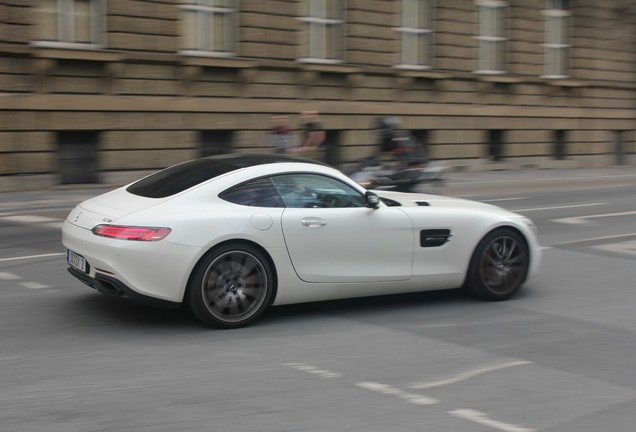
[268,114,295,153]
[287,110,325,158]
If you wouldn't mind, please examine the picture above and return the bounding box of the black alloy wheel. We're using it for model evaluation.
[465,228,530,301]
[188,244,274,328]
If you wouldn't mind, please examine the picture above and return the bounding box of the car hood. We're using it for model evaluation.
[374,190,513,214]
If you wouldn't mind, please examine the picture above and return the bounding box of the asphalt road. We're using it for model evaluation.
[1,167,636,432]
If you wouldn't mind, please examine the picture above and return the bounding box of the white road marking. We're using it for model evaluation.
[447,174,636,186]
[482,197,528,203]
[593,240,636,256]
[510,202,606,212]
[452,174,634,184]
[0,272,22,280]
[282,363,341,378]
[284,364,541,430]
[552,216,589,225]
[0,215,64,230]
[553,232,636,246]
[456,183,634,198]
[409,360,533,390]
[449,409,535,432]
[356,382,438,406]
[1,215,60,224]
[0,253,66,263]
[552,210,636,225]
[20,282,50,290]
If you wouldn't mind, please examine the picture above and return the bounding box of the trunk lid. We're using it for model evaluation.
[67,187,170,229]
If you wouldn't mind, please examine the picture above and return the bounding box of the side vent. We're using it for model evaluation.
[415,201,430,206]
[420,229,452,247]
[380,197,402,207]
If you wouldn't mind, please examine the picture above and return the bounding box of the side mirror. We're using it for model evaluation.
[365,191,380,209]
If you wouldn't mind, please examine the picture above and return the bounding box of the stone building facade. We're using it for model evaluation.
[0,0,635,191]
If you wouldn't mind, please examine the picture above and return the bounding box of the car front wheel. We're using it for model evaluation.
[465,228,530,301]
[188,244,274,328]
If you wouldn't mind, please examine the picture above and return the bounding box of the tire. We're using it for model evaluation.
[187,244,274,328]
[465,228,530,301]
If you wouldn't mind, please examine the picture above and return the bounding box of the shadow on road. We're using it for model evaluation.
[65,285,537,332]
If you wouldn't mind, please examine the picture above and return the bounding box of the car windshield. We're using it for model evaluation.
[126,154,322,198]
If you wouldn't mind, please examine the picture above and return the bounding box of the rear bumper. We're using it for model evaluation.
[62,219,202,303]
[67,267,180,309]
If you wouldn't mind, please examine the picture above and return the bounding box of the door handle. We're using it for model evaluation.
[301,217,327,227]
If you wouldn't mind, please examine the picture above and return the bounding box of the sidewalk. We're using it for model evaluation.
[434,167,636,197]
[1,167,635,210]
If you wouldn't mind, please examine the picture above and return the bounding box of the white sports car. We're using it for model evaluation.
[62,154,541,328]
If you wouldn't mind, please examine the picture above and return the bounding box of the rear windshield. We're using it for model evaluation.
[126,159,238,198]
[126,154,324,198]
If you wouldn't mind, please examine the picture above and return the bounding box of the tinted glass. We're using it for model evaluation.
[126,154,321,198]
[219,178,284,207]
[126,158,238,198]
[271,174,365,208]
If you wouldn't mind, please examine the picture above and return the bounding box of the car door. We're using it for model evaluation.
[273,173,414,283]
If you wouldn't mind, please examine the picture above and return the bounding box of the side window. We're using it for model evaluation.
[475,0,508,73]
[298,0,346,62]
[219,178,284,208]
[35,0,105,46]
[271,174,365,209]
[180,0,238,55]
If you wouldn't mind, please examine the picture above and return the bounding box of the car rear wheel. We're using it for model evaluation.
[188,244,274,328]
[465,228,529,301]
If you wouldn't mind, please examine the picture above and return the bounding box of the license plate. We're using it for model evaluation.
[67,250,87,273]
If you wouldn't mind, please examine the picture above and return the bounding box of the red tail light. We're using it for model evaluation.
[92,225,171,241]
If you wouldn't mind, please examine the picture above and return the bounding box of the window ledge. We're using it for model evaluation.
[543,78,588,88]
[394,64,432,71]
[179,53,257,69]
[474,69,506,75]
[477,74,525,84]
[396,70,450,80]
[299,62,361,74]
[31,45,124,62]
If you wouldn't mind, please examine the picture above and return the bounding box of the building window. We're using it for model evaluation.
[614,130,626,165]
[396,0,434,68]
[298,0,346,63]
[58,131,100,184]
[35,0,104,46]
[542,0,571,78]
[411,129,429,158]
[487,129,505,161]
[181,1,237,55]
[200,130,233,157]
[553,130,567,160]
[475,0,507,74]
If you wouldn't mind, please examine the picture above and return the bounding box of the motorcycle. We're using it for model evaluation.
[349,158,446,192]
[348,126,447,192]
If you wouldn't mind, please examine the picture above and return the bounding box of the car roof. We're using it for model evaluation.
[209,153,326,168]
[126,153,325,199]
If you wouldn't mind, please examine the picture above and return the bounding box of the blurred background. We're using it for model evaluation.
[3,3,636,432]
[1,0,635,192]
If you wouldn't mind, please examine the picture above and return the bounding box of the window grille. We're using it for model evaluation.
[396,0,434,68]
[36,0,104,46]
[298,0,346,62]
[475,0,508,74]
[542,0,571,78]
[181,0,238,55]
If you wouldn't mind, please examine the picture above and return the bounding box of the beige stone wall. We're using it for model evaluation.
[0,0,635,190]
